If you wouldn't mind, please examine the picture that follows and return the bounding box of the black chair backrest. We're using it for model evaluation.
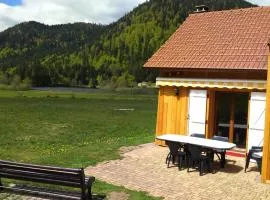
[188,145,202,161]
[212,136,229,142]
[190,133,205,138]
[251,146,263,151]
[248,146,263,156]
[0,160,84,188]
[166,141,181,156]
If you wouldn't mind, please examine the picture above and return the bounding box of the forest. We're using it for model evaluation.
[0,0,255,88]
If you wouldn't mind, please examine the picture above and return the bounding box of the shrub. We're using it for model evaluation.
[10,75,21,90]
[115,72,136,88]
[20,78,32,90]
[0,84,8,90]
[0,72,9,84]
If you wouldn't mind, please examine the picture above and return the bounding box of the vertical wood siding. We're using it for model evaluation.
[262,55,270,183]
[206,90,215,139]
[155,86,188,146]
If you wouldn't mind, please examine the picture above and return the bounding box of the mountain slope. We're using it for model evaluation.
[0,0,255,87]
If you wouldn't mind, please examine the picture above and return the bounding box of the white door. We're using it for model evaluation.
[188,90,207,136]
[248,92,266,151]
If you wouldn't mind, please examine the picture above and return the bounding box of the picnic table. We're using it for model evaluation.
[156,134,236,168]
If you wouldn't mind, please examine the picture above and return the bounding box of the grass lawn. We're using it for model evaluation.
[0,88,162,200]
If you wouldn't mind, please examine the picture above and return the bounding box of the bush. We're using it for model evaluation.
[10,75,21,90]
[115,72,136,88]
[0,72,9,84]
[0,76,32,91]
[0,84,8,90]
[20,78,32,90]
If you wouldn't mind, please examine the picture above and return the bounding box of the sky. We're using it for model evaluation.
[0,0,269,32]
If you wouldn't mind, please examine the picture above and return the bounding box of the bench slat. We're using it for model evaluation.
[1,186,80,200]
[0,163,81,177]
[0,160,80,173]
[0,169,82,183]
[0,172,82,187]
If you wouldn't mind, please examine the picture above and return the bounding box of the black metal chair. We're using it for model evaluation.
[190,133,207,154]
[190,133,205,138]
[245,146,263,173]
[187,144,212,176]
[212,136,229,160]
[165,141,186,170]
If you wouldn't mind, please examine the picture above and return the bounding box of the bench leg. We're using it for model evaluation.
[87,187,92,200]
[81,188,87,200]
[0,178,3,192]
[86,179,95,200]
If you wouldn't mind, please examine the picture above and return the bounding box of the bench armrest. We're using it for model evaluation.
[86,176,95,186]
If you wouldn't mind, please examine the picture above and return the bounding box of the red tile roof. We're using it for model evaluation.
[144,7,270,70]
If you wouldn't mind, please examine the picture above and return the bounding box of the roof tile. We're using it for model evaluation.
[144,7,270,70]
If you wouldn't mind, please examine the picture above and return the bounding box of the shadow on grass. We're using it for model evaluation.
[0,185,106,200]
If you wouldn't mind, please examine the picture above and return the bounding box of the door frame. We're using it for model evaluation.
[210,90,250,149]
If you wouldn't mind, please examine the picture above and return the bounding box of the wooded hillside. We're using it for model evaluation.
[0,0,255,87]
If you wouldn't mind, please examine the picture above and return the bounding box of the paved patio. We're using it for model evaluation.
[86,143,270,200]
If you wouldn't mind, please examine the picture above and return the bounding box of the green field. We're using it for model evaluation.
[0,89,161,200]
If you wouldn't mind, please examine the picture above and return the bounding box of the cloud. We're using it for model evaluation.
[248,0,270,6]
[0,0,147,32]
[0,0,269,32]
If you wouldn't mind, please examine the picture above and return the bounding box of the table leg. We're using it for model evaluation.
[220,151,226,168]
[207,149,214,173]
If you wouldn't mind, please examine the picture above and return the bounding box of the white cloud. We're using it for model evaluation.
[248,0,270,6]
[0,0,269,32]
[0,0,147,31]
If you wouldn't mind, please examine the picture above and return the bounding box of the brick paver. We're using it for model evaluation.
[86,143,270,200]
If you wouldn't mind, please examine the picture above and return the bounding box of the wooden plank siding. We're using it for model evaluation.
[262,54,270,183]
[155,86,188,146]
[155,87,165,146]
[229,96,235,143]
[179,88,188,134]
[206,90,215,139]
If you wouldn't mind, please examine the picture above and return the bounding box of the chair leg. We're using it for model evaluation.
[207,158,212,173]
[165,153,170,164]
[178,156,183,170]
[256,158,262,174]
[245,154,251,172]
[172,155,176,165]
[167,154,171,168]
[187,158,190,172]
[215,152,221,160]
[200,161,204,176]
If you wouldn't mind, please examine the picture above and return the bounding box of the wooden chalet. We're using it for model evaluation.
[144,6,270,183]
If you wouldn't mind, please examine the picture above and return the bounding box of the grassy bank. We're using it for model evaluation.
[0,89,161,199]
